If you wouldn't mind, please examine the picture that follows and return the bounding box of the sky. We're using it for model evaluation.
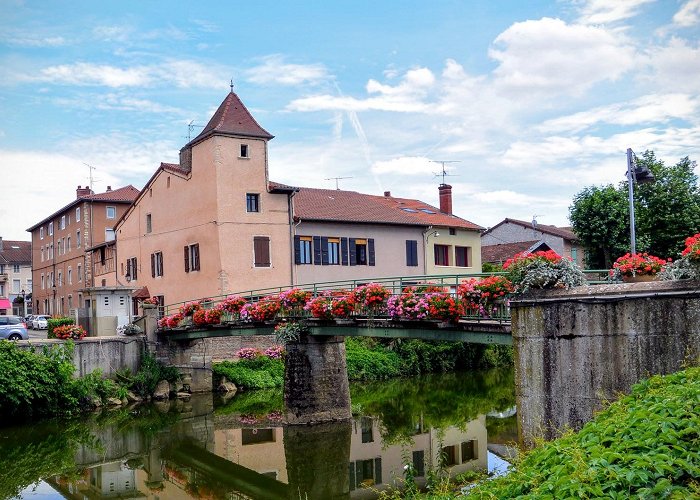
[1,0,699,241]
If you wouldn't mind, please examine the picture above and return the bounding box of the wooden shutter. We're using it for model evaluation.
[294,235,301,264]
[193,244,200,271]
[313,236,322,265]
[321,237,329,265]
[151,253,155,278]
[254,237,270,267]
[341,237,349,266]
[184,246,190,273]
[349,239,357,266]
[133,258,138,280]
[368,238,375,266]
[406,240,417,266]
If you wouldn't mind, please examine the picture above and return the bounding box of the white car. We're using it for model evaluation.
[32,315,50,330]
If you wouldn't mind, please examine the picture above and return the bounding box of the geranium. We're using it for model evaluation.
[457,278,482,313]
[425,292,464,323]
[305,294,334,319]
[236,347,262,360]
[353,283,391,313]
[278,288,311,310]
[331,294,355,318]
[681,233,700,261]
[503,250,562,270]
[264,345,285,359]
[387,288,430,320]
[610,252,667,278]
[143,296,160,305]
[216,295,247,319]
[193,308,222,326]
[504,250,585,292]
[53,324,87,340]
[241,296,280,322]
[475,275,514,299]
[179,301,202,317]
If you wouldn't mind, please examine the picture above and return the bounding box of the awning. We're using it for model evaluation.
[0,298,12,310]
[132,286,151,299]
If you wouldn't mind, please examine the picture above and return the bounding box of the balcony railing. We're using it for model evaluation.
[0,273,8,282]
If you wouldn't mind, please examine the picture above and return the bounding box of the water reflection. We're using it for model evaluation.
[3,368,516,500]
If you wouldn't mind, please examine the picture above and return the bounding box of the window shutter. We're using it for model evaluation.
[406,240,412,266]
[254,237,271,267]
[375,457,383,485]
[321,237,329,265]
[368,238,375,266]
[194,244,200,271]
[126,258,131,278]
[340,237,349,266]
[349,239,357,266]
[184,246,190,273]
[294,236,301,264]
[133,258,138,280]
[151,253,155,278]
[313,236,322,265]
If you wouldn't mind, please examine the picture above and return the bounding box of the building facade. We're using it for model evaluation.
[0,238,32,316]
[27,185,139,316]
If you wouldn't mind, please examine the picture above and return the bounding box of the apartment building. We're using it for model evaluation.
[0,238,32,315]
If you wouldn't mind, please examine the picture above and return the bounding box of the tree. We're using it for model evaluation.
[569,185,629,269]
[569,151,700,267]
[635,152,700,259]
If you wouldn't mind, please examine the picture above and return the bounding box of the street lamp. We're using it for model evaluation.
[626,148,655,255]
[20,289,26,317]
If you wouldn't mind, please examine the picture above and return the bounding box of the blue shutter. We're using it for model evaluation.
[368,238,375,266]
[313,236,322,265]
[349,239,357,266]
[341,237,349,266]
[294,236,301,264]
[321,237,329,265]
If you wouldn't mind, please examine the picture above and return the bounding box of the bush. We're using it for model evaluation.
[130,352,181,397]
[345,338,402,380]
[213,357,284,390]
[47,317,75,339]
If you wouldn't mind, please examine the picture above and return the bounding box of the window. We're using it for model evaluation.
[76,207,80,222]
[406,240,418,266]
[57,240,62,255]
[40,227,44,239]
[349,238,375,267]
[68,268,72,285]
[354,239,367,265]
[66,236,71,252]
[449,228,456,236]
[77,264,82,282]
[0,264,4,274]
[412,451,425,477]
[106,206,116,219]
[49,244,53,259]
[146,213,152,233]
[105,228,115,241]
[326,238,340,265]
[41,247,44,262]
[126,257,137,280]
[48,222,53,236]
[41,274,45,290]
[455,246,471,267]
[77,230,81,247]
[13,264,20,273]
[361,417,374,443]
[151,252,164,277]
[246,193,260,213]
[434,244,449,266]
[12,279,20,293]
[461,440,478,462]
[441,445,458,466]
[253,237,271,267]
[240,144,249,158]
[294,236,312,264]
[57,272,62,287]
[184,243,200,272]
[60,215,65,230]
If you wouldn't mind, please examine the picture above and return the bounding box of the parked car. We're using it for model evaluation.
[0,315,29,340]
[32,315,50,330]
[24,315,35,329]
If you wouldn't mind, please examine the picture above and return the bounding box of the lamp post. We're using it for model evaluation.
[20,289,26,317]
[626,148,655,254]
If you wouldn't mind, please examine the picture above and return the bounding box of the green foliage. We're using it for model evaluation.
[130,351,181,397]
[570,152,700,267]
[481,262,503,273]
[213,357,284,390]
[214,388,284,416]
[47,316,75,339]
[465,367,700,499]
[346,337,402,380]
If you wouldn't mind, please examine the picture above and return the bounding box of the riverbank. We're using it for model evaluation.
[400,366,700,498]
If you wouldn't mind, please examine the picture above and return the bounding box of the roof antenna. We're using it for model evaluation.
[185,120,204,141]
[325,176,353,190]
[430,160,460,185]
[532,214,543,228]
[230,79,234,92]
[83,163,99,192]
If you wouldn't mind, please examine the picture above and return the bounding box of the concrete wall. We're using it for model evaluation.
[16,336,146,378]
[511,280,700,446]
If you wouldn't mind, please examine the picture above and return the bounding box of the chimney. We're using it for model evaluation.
[76,185,92,198]
[106,186,112,192]
[383,191,391,197]
[438,184,453,215]
[179,146,193,173]
[0,237,3,252]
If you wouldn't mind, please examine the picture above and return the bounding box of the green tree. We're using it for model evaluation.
[635,152,700,259]
[569,185,629,269]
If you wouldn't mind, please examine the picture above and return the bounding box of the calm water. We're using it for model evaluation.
[2,368,516,500]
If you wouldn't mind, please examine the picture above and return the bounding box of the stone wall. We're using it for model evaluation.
[16,336,145,378]
[511,280,700,446]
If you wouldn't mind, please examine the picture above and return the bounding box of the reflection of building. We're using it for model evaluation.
[47,462,145,499]
[215,426,288,483]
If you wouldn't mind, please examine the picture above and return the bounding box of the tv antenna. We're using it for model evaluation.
[430,160,460,185]
[83,163,100,192]
[325,176,353,190]
[532,214,543,228]
[186,121,205,141]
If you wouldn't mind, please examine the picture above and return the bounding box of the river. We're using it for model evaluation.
[1,367,515,499]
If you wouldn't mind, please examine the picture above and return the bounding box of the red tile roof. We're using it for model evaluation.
[292,187,483,230]
[481,240,551,264]
[27,185,140,231]
[187,91,274,147]
[484,218,578,241]
[161,162,190,176]
[0,240,31,265]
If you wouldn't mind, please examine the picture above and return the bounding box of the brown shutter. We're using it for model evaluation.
[254,237,270,267]
[184,246,190,273]
[194,244,200,271]
[151,253,155,278]
[133,258,137,280]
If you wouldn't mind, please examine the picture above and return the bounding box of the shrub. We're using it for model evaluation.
[47,317,74,339]
[504,251,586,292]
[52,324,87,340]
[213,357,284,390]
[345,338,402,380]
[130,352,180,398]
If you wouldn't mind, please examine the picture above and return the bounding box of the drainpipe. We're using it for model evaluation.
[288,191,299,286]
[422,226,433,275]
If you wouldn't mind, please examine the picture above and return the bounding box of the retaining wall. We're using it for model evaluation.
[511,280,700,446]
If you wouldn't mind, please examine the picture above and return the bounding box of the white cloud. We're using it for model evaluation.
[3,35,65,47]
[490,17,638,96]
[645,37,700,92]
[575,0,655,24]
[371,156,434,175]
[673,0,700,26]
[245,55,330,86]
[53,93,184,114]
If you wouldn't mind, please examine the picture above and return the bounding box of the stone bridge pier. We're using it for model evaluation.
[511,280,700,447]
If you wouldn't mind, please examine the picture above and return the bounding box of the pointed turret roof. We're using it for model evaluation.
[187,91,274,147]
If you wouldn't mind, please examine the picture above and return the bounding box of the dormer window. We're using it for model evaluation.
[240,144,249,158]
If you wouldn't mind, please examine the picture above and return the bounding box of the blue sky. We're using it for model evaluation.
[2,0,699,240]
